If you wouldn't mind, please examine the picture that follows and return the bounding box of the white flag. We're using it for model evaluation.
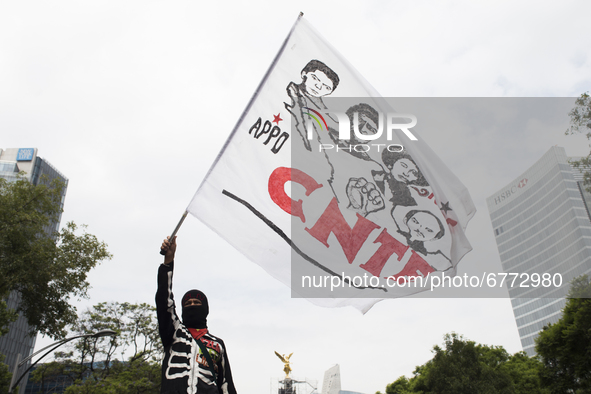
[188,15,475,312]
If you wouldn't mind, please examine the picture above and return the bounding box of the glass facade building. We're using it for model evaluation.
[0,148,68,393]
[487,146,591,355]
[23,364,73,394]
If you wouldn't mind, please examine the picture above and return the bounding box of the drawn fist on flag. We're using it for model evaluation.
[346,177,385,217]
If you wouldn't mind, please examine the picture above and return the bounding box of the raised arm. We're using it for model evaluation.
[155,236,179,348]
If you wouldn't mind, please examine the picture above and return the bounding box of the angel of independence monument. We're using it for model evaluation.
[274,351,317,394]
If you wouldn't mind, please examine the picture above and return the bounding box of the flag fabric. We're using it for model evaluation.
[187,15,476,312]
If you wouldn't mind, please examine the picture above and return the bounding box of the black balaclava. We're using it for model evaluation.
[181,289,209,329]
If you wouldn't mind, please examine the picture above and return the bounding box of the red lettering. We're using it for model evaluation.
[411,187,437,205]
[359,228,409,277]
[306,198,380,264]
[268,167,323,223]
[200,338,221,353]
[385,250,434,283]
[446,218,457,226]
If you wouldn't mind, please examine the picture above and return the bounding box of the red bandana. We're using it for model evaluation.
[188,328,208,341]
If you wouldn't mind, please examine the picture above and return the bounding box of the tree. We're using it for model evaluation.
[27,352,77,394]
[379,333,548,394]
[565,92,591,191]
[566,92,591,137]
[0,300,17,337]
[30,302,163,394]
[64,359,161,394]
[535,275,591,393]
[500,352,547,394]
[0,354,12,394]
[383,376,412,394]
[410,333,514,394]
[0,175,111,339]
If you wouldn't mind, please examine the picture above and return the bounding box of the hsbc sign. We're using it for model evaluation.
[493,178,528,205]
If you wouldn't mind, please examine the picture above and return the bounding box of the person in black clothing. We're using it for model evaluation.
[156,236,237,394]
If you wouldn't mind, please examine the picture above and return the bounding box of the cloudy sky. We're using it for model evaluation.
[2,1,591,393]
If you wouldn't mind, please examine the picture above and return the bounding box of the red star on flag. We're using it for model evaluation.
[272,113,283,125]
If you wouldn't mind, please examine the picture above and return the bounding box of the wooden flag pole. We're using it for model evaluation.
[160,210,188,255]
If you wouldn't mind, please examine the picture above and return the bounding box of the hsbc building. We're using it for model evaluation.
[487,146,591,356]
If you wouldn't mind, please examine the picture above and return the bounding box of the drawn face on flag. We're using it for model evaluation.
[348,104,380,137]
[357,114,378,137]
[381,150,427,186]
[392,159,418,183]
[302,70,334,97]
[392,208,447,266]
[300,59,340,98]
[404,211,444,242]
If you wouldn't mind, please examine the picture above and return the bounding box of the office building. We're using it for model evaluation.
[0,148,68,393]
[322,364,341,394]
[487,146,591,355]
[320,364,364,394]
[23,364,73,394]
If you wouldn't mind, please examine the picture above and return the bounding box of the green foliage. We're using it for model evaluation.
[535,275,591,394]
[566,92,591,192]
[0,300,17,337]
[380,333,548,394]
[64,359,161,394]
[410,333,514,394]
[500,352,547,394]
[567,274,591,299]
[566,92,591,137]
[29,353,77,394]
[0,354,12,394]
[30,302,162,394]
[379,275,591,394]
[0,174,111,339]
[385,376,412,394]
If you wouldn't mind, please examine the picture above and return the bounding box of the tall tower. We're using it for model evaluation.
[0,148,68,392]
[487,146,591,355]
[321,364,341,394]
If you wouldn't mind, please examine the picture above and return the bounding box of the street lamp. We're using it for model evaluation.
[8,329,117,394]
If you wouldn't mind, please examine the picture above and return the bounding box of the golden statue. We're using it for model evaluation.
[274,351,293,379]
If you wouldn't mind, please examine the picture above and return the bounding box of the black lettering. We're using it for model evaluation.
[249,117,290,154]
[264,126,281,145]
[249,117,261,134]
[255,120,272,139]
[272,132,289,154]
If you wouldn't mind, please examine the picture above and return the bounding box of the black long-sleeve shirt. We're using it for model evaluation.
[156,262,237,394]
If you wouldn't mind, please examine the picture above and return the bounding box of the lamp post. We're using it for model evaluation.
[8,329,117,394]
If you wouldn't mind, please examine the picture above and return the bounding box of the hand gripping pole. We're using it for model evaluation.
[160,211,188,255]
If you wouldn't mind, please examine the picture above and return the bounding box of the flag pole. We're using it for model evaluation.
[160,210,188,255]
